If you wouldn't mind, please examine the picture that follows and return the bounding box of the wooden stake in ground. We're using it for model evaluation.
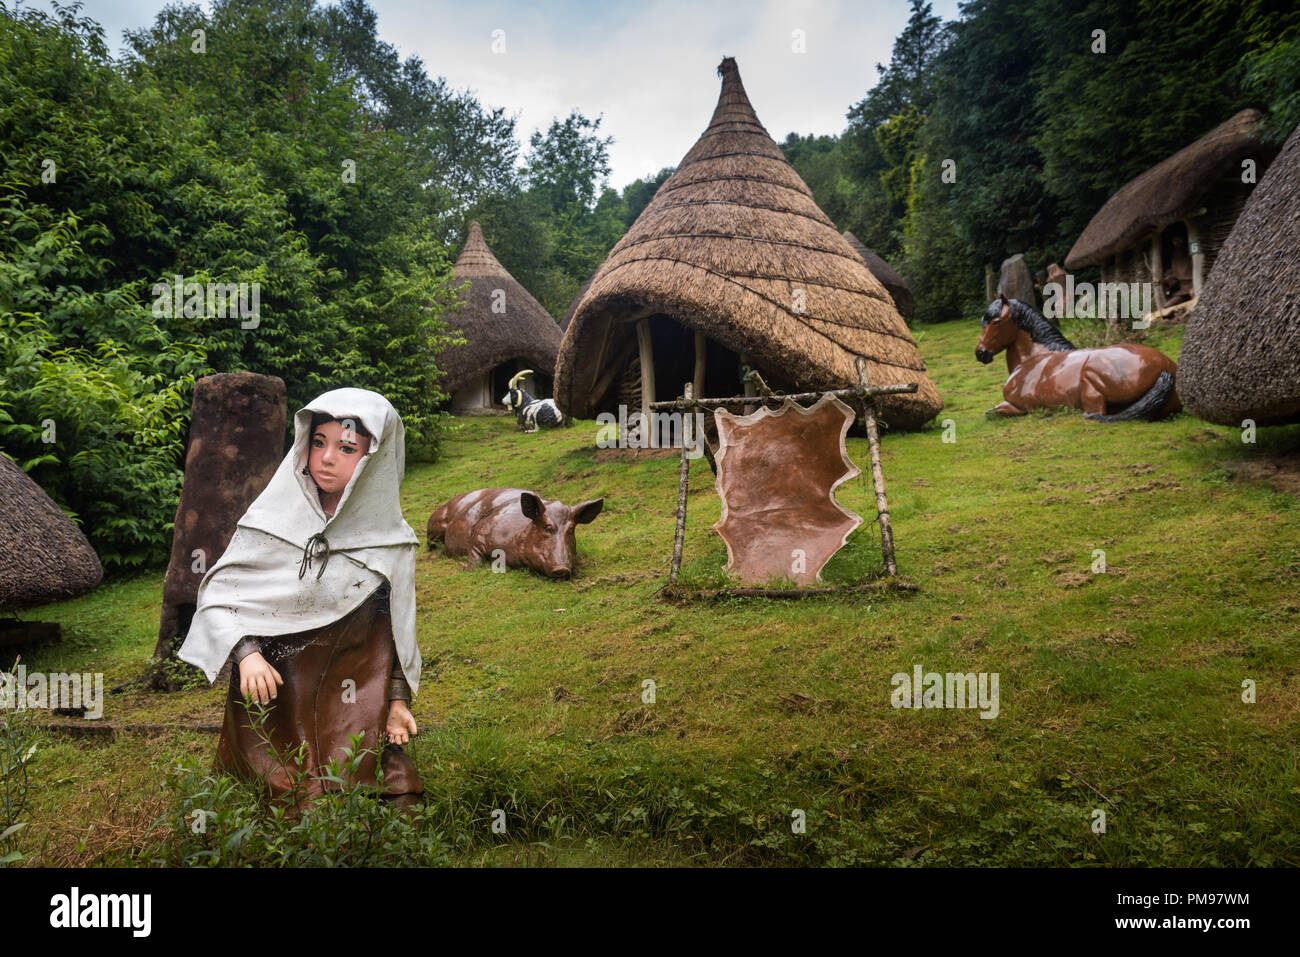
[856,357,898,577]
[668,382,694,585]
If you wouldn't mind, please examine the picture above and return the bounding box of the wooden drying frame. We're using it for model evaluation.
[651,357,918,599]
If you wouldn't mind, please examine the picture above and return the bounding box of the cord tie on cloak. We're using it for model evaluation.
[298,532,331,580]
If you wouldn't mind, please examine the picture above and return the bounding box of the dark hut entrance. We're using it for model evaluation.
[589,315,778,419]
[451,359,554,413]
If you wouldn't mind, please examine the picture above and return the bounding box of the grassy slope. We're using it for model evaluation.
[12,317,1300,866]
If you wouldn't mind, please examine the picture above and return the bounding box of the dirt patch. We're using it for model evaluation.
[1226,451,1300,495]
[1055,572,1090,589]
[1086,480,1181,505]
[1095,629,1135,646]
[605,707,678,738]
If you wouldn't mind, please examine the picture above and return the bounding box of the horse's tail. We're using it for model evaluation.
[1084,370,1177,423]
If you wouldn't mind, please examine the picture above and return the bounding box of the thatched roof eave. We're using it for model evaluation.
[439,222,562,396]
[1065,109,1268,269]
[554,57,942,431]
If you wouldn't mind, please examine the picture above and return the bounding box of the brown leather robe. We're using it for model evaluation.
[217,585,423,810]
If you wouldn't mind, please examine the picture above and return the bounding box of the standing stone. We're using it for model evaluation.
[999,254,1043,315]
[153,373,286,678]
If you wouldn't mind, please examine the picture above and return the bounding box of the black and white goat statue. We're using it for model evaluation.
[502,369,569,433]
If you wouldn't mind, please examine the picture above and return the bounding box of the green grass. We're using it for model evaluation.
[9,316,1300,866]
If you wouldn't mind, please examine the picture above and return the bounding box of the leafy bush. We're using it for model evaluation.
[0,310,201,569]
[143,702,452,867]
[0,660,39,867]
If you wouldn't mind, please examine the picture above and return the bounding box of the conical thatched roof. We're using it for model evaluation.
[0,454,102,610]
[555,58,942,429]
[842,231,914,318]
[1066,109,1267,269]
[437,222,562,396]
[1178,120,1300,427]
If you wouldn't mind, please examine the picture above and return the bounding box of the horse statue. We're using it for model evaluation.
[975,295,1180,422]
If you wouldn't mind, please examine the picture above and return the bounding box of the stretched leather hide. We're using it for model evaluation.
[218,587,423,809]
[713,395,862,586]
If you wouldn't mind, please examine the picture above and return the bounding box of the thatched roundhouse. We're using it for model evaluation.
[0,454,102,611]
[1065,109,1275,316]
[842,231,914,318]
[554,58,942,430]
[440,222,562,412]
[1178,120,1300,427]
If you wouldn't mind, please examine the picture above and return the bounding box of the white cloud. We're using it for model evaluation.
[72,0,966,188]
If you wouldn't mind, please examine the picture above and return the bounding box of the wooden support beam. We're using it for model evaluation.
[740,352,757,414]
[590,335,638,409]
[693,330,707,400]
[1186,216,1205,296]
[1150,231,1166,313]
[636,319,655,418]
[648,382,917,411]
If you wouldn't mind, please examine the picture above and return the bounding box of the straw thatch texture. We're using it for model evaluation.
[842,231,914,318]
[1178,120,1300,427]
[1066,109,1266,269]
[0,454,102,610]
[438,222,562,396]
[555,58,942,430]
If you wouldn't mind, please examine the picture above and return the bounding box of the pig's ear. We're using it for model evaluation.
[573,498,604,524]
[519,492,544,522]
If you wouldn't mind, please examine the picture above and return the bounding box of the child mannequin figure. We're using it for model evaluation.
[179,388,424,809]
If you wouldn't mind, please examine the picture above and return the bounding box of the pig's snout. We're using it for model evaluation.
[549,566,572,580]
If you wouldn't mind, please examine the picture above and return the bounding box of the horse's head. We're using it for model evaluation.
[975,296,1016,364]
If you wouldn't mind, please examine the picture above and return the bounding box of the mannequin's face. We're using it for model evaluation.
[308,420,369,495]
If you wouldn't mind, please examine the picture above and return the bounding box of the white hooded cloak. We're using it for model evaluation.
[178,388,421,694]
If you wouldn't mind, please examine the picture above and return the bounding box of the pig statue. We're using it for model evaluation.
[426,488,603,580]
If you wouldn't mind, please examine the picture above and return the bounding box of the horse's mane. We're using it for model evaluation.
[988,299,1076,351]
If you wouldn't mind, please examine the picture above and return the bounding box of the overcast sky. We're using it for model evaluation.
[77,0,964,190]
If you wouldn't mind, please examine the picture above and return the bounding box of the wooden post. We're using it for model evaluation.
[740,352,756,414]
[636,319,655,418]
[1149,231,1166,313]
[668,382,694,585]
[693,330,706,400]
[1186,217,1205,297]
[985,263,995,303]
[856,358,898,577]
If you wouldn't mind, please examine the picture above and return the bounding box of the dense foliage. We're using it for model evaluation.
[0,0,624,572]
[784,0,1300,323]
[4,0,1297,575]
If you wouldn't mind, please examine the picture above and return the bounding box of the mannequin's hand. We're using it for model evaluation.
[239,651,283,705]
[387,700,417,745]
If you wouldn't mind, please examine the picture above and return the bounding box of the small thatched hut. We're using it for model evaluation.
[0,454,102,612]
[1178,119,1300,427]
[439,222,562,412]
[1065,109,1274,315]
[554,58,942,430]
[842,231,914,318]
